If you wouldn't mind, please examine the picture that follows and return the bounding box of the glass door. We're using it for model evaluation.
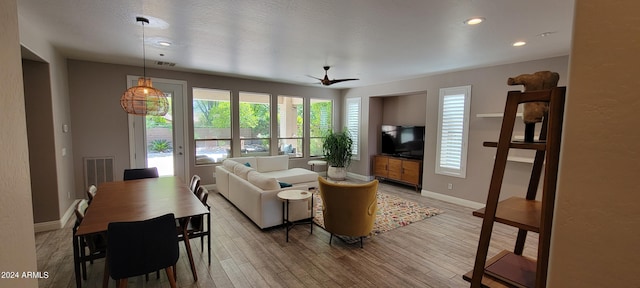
[127,76,188,181]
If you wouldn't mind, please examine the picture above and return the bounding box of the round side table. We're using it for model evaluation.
[277,189,313,242]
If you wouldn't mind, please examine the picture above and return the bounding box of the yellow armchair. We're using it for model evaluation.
[317,176,378,248]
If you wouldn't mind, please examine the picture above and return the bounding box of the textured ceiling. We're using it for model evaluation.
[17,0,575,88]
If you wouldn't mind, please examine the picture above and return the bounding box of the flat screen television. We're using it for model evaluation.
[381,125,425,159]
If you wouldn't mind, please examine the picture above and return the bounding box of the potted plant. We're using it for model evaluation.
[322,129,353,180]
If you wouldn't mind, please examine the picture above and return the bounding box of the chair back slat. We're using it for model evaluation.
[123,167,159,181]
[189,187,209,231]
[189,175,201,193]
[86,185,97,203]
[74,199,89,222]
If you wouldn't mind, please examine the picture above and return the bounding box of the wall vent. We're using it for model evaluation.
[84,156,114,189]
[155,61,176,67]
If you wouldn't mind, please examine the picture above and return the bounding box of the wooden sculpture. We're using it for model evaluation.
[507,71,560,141]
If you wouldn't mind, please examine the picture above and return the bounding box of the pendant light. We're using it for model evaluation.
[120,16,169,116]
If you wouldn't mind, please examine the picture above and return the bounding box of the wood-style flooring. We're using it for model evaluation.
[35,180,538,287]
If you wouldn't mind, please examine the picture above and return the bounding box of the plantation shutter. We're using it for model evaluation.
[346,97,360,159]
[440,94,464,168]
[436,86,471,178]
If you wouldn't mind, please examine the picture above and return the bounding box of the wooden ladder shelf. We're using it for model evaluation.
[463,87,566,288]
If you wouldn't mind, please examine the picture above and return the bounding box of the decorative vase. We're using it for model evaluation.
[327,166,347,181]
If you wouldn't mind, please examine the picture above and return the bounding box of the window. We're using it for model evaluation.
[277,95,303,157]
[345,97,360,159]
[193,88,231,165]
[436,85,471,178]
[239,92,270,157]
[309,99,332,157]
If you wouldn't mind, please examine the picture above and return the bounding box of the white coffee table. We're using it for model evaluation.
[277,189,314,242]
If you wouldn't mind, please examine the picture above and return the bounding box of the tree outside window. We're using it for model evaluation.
[310,99,332,157]
[193,88,231,164]
[239,92,270,156]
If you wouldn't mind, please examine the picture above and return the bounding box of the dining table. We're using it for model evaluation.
[72,176,210,288]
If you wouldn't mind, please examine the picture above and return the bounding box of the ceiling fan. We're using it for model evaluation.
[309,66,359,86]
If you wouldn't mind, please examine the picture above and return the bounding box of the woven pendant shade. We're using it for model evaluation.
[120,77,169,116]
[120,16,169,116]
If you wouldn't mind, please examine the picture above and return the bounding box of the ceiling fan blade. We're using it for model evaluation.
[308,66,358,86]
[328,78,359,85]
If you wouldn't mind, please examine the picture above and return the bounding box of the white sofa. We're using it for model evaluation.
[215,155,319,229]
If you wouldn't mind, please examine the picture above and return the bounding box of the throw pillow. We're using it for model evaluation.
[282,144,293,154]
[278,181,292,188]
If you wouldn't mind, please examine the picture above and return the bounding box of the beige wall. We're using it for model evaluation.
[22,59,59,223]
[0,0,38,286]
[380,93,428,126]
[344,56,569,204]
[19,10,75,225]
[67,60,341,192]
[49,47,75,218]
[548,0,640,286]
[368,97,384,164]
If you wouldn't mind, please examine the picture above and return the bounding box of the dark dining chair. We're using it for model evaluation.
[106,213,179,288]
[123,167,159,181]
[189,174,201,194]
[151,186,211,282]
[179,186,210,259]
[86,185,97,204]
[72,199,107,281]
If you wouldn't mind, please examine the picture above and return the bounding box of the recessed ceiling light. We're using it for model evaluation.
[512,41,527,47]
[537,31,556,37]
[146,37,174,47]
[464,17,485,25]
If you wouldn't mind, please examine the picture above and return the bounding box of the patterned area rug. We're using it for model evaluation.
[312,191,443,240]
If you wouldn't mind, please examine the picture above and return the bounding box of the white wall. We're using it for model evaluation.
[0,0,38,286]
[548,0,640,286]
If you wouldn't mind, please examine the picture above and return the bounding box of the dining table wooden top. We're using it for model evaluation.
[75,176,209,236]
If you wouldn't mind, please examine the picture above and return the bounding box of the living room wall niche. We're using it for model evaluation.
[343,56,570,206]
[379,93,427,125]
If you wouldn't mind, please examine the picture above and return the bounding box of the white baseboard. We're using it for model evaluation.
[60,200,78,227]
[33,220,60,233]
[34,199,79,233]
[421,190,485,209]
